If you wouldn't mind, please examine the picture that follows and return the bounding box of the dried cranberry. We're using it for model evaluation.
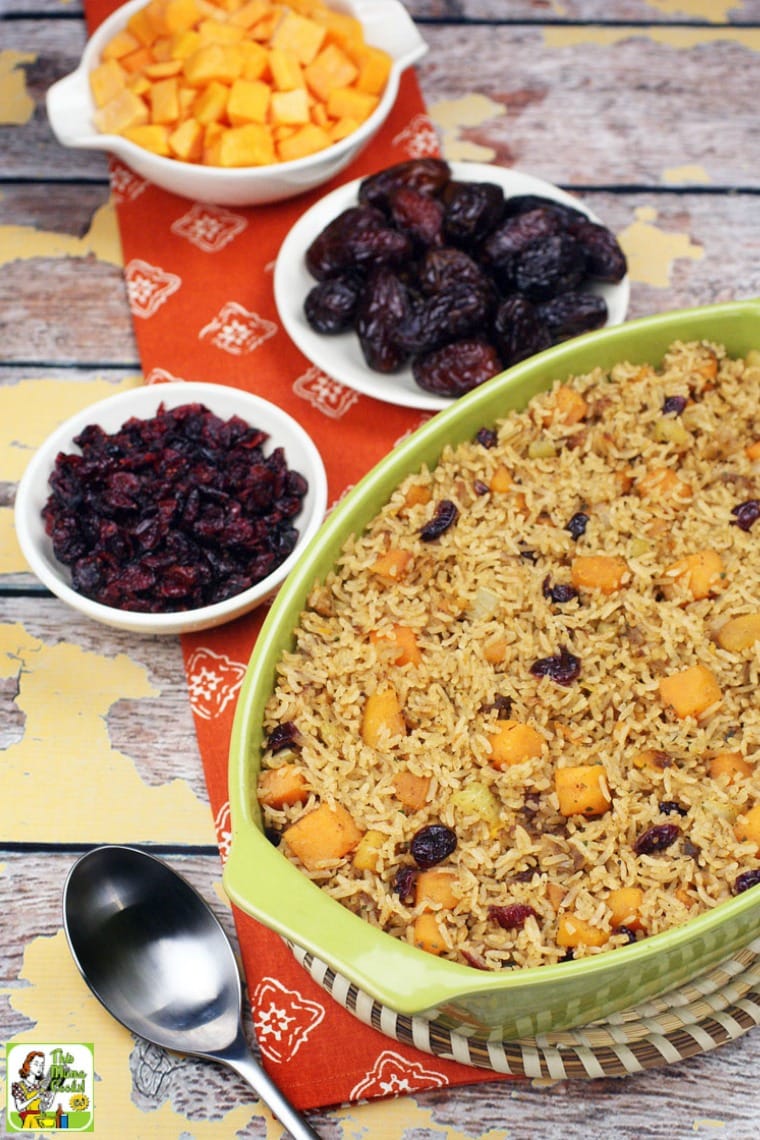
[393,865,418,904]
[633,823,680,856]
[264,827,282,847]
[734,869,760,895]
[530,646,581,686]
[419,499,459,541]
[542,577,579,605]
[615,925,638,944]
[658,800,688,817]
[730,499,760,532]
[482,693,513,719]
[267,722,300,753]
[489,903,538,930]
[410,824,457,868]
[565,512,589,539]
[474,479,490,495]
[662,394,688,415]
[519,548,538,563]
[475,427,498,449]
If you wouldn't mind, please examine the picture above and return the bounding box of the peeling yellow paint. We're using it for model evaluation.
[661,164,711,184]
[0,507,24,574]
[333,1096,511,1138]
[0,624,215,843]
[6,930,260,1136]
[430,94,506,162]
[617,206,704,287]
[646,0,742,22]
[0,50,36,125]
[543,26,760,51]
[1,375,142,483]
[0,200,124,269]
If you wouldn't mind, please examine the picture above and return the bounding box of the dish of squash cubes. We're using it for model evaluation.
[89,0,394,166]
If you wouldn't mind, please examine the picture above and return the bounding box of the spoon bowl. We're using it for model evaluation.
[63,845,319,1139]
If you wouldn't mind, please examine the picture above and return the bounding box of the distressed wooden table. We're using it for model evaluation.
[2,1,760,1137]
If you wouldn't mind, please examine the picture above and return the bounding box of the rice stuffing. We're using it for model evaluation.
[257,340,760,970]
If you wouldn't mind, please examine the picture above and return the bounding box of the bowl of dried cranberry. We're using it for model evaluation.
[14,383,327,634]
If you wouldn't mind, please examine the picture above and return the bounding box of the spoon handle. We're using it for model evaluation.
[220,1033,321,1140]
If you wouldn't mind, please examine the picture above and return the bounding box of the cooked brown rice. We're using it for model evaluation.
[258,340,760,970]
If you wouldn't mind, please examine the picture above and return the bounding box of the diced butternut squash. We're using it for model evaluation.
[415,869,458,909]
[183,42,244,85]
[483,635,507,665]
[544,385,588,426]
[489,465,514,493]
[90,58,127,107]
[193,78,229,123]
[361,686,405,748]
[303,42,358,101]
[270,8,326,64]
[355,45,392,95]
[371,548,411,584]
[746,439,760,461]
[608,885,643,929]
[636,466,692,502]
[715,612,760,652]
[283,802,363,869]
[555,764,611,818]
[326,84,377,122]
[734,803,760,852]
[227,77,271,123]
[122,122,172,154]
[149,75,181,122]
[659,663,722,720]
[402,483,432,511]
[270,86,311,124]
[631,748,671,772]
[413,912,447,955]
[556,913,607,949]
[393,770,430,811]
[663,549,725,601]
[258,763,309,808]
[369,624,422,666]
[709,751,753,783]
[94,87,150,134]
[102,29,142,61]
[571,555,629,594]
[212,122,276,165]
[352,828,384,872]
[487,720,544,769]
[276,121,332,160]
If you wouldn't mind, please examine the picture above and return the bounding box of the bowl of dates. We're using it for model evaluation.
[45,0,428,207]
[14,382,327,634]
[274,159,630,409]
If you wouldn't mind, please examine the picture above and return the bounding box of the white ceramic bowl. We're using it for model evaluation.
[45,0,428,207]
[275,162,631,410]
[14,382,327,635]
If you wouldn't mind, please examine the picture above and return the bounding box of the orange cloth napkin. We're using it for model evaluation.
[84,0,511,1107]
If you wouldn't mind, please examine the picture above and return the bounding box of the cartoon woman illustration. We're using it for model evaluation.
[11,1050,54,1123]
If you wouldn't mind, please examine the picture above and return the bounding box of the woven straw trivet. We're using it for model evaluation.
[289,937,760,1079]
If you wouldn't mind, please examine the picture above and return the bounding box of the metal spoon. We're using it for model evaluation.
[63,844,320,1140]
